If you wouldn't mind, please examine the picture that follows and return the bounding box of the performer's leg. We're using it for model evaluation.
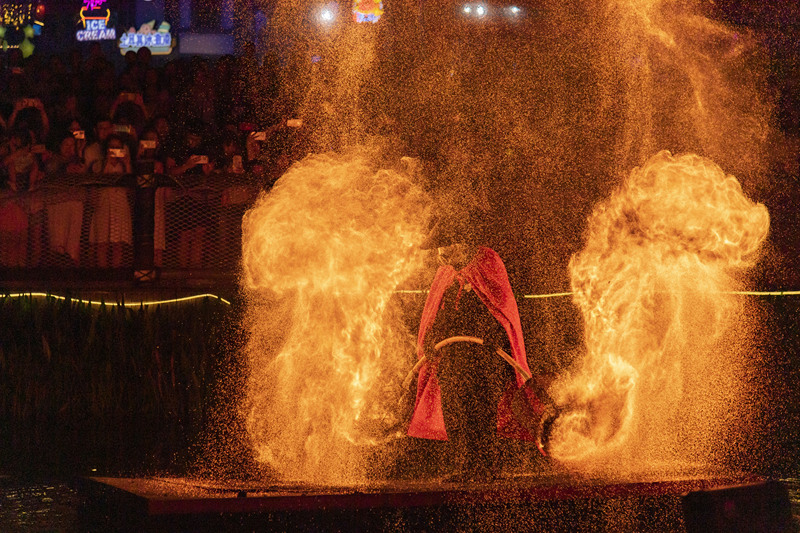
[438,344,468,462]
[439,343,506,481]
[460,344,505,477]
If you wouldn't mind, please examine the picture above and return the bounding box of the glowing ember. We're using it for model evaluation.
[548,150,769,473]
[241,148,430,483]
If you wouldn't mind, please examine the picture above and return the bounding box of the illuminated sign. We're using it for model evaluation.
[0,3,44,57]
[83,0,108,9]
[2,2,36,27]
[353,0,383,23]
[119,20,173,55]
[76,7,115,41]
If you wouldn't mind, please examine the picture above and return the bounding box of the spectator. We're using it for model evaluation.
[43,130,87,266]
[213,55,235,127]
[123,50,138,74]
[49,93,83,145]
[41,54,69,110]
[84,117,114,174]
[98,134,133,176]
[110,91,148,137]
[1,128,45,266]
[83,42,108,76]
[185,58,217,128]
[89,65,118,122]
[135,128,167,175]
[135,128,168,267]
[5,48,24,73]
[67,48,83,77]
[161,60,184,118]
[254,119,308,187]
[216,125,246,175]
[166,124,215,268]
[142,67,168,119]
[152,115,178,161]
[137,47,153,71]
[118,69,142,95]
[1,49,27,111]
[44,128,87,176]
[243,126,270,177]
[88,133,133,268]
[168,123,214,177]
[2,128,43,193]
[7,97,49,145]
[217,126,259,267]
[0,47,303,271]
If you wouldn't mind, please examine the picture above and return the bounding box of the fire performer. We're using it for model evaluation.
[407,216,551,481]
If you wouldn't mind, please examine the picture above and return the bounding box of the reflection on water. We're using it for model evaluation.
[785,479,800,519]
[0,478,82,532]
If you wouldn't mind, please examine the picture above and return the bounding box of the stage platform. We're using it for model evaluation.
[76,474,794,532]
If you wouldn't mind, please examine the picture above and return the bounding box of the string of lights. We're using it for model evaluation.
[3,289,800,309]
[1,292,231,307]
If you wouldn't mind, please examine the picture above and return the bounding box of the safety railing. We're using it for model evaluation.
[0,171,261,283]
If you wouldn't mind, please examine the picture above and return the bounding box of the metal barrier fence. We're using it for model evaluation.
[0,172,260,277]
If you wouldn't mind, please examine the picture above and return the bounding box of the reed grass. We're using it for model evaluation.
[0,293,244,476]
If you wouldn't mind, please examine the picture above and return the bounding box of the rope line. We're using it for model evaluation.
[397,290,800,299]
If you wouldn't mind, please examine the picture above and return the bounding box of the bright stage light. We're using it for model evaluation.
[461,3,487,17]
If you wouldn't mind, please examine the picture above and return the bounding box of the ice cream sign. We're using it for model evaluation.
[76,6,115,41]
[118,20,173,55]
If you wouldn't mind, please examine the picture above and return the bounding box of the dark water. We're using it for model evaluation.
[788,479,800,526]
[2,476,799,532]
[0,477,83,532]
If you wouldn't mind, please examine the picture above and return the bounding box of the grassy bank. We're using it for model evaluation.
[0,293,247,476]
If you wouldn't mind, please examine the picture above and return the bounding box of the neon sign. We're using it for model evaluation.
[83,0,108,10]
[118,20,173,55]
[0,3,44,57]
[76,7,115,41]
[2,3,36,27]
[353,0,383,23]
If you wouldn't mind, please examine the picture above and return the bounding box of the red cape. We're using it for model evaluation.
[407,246,540,441]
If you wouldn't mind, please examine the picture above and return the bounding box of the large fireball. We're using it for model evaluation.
[548,150,769,474]
[241,147,430,483]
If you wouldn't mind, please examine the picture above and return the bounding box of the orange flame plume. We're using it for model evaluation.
[548,151,769,474]
[241,148,430,483]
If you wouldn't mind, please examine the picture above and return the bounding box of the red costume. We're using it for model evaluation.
[408,246,543,442]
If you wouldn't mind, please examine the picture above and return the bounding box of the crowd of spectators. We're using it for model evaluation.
[0,43,305,270]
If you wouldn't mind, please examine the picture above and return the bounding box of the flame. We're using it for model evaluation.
[548,151,769,473]
[241,147,430,483]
